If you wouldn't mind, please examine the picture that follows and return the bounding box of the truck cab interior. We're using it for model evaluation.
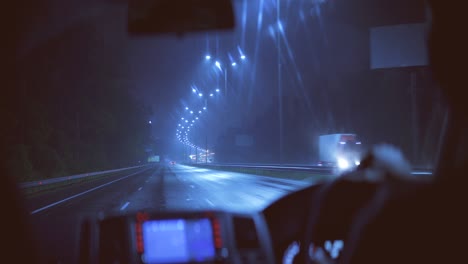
[2,0,467,263]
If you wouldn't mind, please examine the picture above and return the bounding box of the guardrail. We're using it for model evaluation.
[20,164,153,188]
[183,163,335,182]
[197,163,335,173]
[184,163,433,175]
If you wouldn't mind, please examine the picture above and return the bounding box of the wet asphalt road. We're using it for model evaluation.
[24,164,311,263]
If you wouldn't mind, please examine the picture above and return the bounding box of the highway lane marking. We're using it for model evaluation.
[138,187,142,191]
[120,202,130,211]
[30,168,152,215]
[411,172,433,175]
[205,199,214,206]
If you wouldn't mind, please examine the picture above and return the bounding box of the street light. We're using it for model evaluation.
[192,88,196,93]
[185,107,189,110]
[199,110,202,114]
[205,56,246,96]
[220,62,235,95]
[205,55,211,60]
[190,111,193,114]
[198,93,203,97]
[210,93,214,97]
[203,106,207,110]
[148,121,152,124]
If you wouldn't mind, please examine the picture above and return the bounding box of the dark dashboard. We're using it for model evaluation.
[79,180,382,264]
[80,209,276,264]
[78,183,344,264]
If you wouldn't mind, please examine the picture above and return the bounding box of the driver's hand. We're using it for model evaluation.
[344,144,415,182]
[309,245,335,264]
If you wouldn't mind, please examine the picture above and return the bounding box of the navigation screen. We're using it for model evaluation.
[142,218,215,263]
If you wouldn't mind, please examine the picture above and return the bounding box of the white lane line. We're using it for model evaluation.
[30,168,151,215]
[411,172,433,175]
[138,187,142,191]
[120,202,130,211]
[205,199,214,206]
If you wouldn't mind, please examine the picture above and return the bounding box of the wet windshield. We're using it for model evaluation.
[5,0,443,262]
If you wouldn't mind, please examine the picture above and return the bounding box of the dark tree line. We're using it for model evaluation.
[2,21,152,182]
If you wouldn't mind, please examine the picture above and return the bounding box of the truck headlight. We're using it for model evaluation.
[337,158,349,169]
[355,160,360,166]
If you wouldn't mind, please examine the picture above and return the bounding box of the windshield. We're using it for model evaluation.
[6,0,444,262]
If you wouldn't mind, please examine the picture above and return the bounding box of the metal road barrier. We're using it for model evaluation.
[184,163,432,176]
[20,164,153,188]
[204,163,334,173]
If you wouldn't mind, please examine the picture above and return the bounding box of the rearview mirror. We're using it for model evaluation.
[128,0,235,35]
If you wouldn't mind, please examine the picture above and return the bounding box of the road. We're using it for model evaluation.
[24,164,312,263]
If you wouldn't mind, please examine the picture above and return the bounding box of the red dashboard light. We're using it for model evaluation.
[211,218,223,248]
[137,241,144,253]
[135,214,146,254]
[136,225,144,253]
[215,238,222,248]
[136,212,149,222]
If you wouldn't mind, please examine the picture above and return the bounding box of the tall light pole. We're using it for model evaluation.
[211,56,246,97]
[224,68,228,95]
[277,0,283,164]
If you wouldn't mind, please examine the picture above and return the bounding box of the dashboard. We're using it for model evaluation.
[80,210,276,264]
[79,182,369,264]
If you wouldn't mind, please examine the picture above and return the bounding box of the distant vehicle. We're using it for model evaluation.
[318,134,363,171]
[170,161,176,165]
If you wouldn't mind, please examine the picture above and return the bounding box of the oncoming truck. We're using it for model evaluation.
[318,134,362,171]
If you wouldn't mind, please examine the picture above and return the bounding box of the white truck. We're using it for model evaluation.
[318,134,362,170]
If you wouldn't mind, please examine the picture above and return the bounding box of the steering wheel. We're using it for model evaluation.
[298,175,379,263]
[298,146,405,263]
